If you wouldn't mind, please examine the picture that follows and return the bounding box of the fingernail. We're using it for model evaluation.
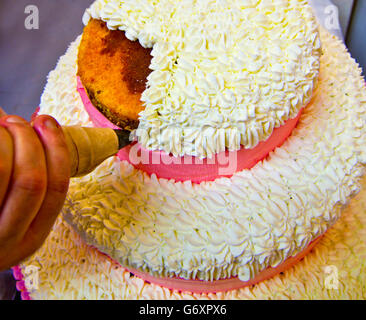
[4,116,27,124]
[44,118,60,129]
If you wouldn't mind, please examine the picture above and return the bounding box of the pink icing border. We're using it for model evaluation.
[123,236,322,294]
[77,76,303,183]
[12,266,31,300]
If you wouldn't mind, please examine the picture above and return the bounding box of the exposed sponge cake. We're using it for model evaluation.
[77,19,152,130]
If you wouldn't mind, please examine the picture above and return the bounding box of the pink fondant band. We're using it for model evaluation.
[77,76,303,183]
[124,237,321,294]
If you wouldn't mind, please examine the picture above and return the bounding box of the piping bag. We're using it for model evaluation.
[62,126,131,177]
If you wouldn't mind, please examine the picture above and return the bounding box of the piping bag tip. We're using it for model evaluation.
[63,126,133,178]
[114,129,133,150]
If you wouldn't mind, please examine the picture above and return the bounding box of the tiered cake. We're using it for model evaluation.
[14,0,366,299]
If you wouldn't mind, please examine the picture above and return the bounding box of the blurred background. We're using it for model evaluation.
[0,0,365,300]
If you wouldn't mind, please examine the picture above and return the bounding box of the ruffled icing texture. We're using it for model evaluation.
[83,0,321,158]
[36,27,366,285]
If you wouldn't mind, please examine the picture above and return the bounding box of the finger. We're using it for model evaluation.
[21,115,71,252]
[0,107,7,118]
[0,127,13,207]
[0,116,47,242]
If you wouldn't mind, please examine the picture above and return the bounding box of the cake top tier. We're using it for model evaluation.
[83,0,321,158]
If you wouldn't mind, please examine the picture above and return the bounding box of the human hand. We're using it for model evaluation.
[0,108,71,271]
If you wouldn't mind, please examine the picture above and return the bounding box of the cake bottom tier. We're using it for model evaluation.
[15,174,366,300]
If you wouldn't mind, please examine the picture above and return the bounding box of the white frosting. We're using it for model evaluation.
[36,27,366,285]
[83,0,321,158]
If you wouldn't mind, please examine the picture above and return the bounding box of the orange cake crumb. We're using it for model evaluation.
[77,19,152,130]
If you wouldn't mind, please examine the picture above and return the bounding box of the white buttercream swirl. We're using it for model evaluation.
[36,27,366,284]
[82,0,321,158]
